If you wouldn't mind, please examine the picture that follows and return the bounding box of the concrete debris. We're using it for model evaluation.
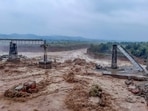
[96,64,107,70]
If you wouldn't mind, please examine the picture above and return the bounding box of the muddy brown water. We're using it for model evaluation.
[0,49,147,111]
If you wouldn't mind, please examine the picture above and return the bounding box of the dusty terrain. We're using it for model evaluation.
[0,49,147,111]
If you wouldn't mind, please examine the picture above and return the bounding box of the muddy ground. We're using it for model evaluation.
[0,49,147,111]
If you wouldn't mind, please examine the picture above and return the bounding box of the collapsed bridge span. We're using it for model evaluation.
[112,44,144,72]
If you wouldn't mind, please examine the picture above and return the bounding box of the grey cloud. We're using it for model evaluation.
[0,0,148,41]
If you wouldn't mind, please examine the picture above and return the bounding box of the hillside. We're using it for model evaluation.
[0,33,94,41]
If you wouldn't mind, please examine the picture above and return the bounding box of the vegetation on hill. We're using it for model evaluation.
[124,42,148,59]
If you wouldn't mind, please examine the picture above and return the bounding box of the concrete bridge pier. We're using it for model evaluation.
[7,41,20,62]
[39,40,52,69]
[111,44,117,69]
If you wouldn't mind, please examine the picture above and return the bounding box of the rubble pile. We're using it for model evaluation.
[4,81,38,98]
[4,79,50,99]
[125,80,148,105]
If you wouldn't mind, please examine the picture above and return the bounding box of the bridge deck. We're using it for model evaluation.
[0,39,44,44]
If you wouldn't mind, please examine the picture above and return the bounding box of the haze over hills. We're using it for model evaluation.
[0,33,137,42]
[0,33,96,41]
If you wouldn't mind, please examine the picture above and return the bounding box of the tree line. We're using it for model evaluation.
[87,42,148,59]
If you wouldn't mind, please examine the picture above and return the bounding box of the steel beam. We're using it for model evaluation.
[0,39,44,44]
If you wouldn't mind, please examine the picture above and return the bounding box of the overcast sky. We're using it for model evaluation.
[0,0,148,41]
